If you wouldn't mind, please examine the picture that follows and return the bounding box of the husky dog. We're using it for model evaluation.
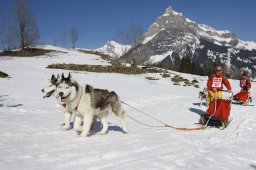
[199,88,208,107]
[41,74,74,131]
[42,74,97,131]
[55,73,128,136]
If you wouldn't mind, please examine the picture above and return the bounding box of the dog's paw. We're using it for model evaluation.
[80,132,89,137]
[123,129,128,134]
[97,131,107,135]
[59,125,71,131]
[74,126,83,132]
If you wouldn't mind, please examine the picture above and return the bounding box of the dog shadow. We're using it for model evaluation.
[250,164,256,169]
[192,102,208,107]
[89,121,127,136]
[108,125,126,133]
[189,107,205,116]
[0,103,23,108]
[7,104,23,107]
[67,121,126,136]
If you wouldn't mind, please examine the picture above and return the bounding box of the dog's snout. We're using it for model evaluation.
[59,92,64,97]
[41,89,44,93]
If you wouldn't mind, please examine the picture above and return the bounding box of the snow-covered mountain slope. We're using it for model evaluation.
[121,6,256,77]
[0,46,256,169]
[95,41,131,58]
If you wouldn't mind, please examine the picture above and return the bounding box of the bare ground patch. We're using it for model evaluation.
[46,63,163,74]
[0,71,9,78]
[0,48,56,57]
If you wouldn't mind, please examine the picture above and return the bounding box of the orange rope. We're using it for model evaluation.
[164,124,205,131]
[123,101,205,131]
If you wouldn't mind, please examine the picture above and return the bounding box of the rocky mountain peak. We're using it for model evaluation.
[121,6,256,77]
[142,6,197,44]
[95,41,131,58]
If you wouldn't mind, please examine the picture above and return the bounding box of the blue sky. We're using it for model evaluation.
[1,0,256,49]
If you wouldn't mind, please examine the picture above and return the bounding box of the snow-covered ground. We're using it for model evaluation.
[0,46,256,170]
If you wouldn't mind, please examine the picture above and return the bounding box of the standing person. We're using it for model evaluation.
[233,73,252,104]
[207,66,232,105]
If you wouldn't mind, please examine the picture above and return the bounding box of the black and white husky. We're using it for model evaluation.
[41,74,76,131]
[54,73,128,136]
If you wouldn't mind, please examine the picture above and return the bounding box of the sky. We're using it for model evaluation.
[0,0,256,49]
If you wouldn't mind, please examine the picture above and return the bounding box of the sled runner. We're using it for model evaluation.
[200,90,233,129]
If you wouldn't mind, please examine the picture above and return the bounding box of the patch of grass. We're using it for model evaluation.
[46,63,163,75]
[173,82,180,86]
[171,75,185,82]
[0,48,56,57]
[162,73,170,78]
[192,79,199,84]
[145,76,159,80]
[194,84,200,88]
[0,71,9,78]
[77,49,112,62]
[171,75,200,88]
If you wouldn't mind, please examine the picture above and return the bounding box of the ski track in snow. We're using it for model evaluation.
[0,47,256,170]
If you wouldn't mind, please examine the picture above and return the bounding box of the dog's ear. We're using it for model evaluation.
[67,72,71,80]
[56,74,60,81]
[62,73,65,79]
[51,74,56,81]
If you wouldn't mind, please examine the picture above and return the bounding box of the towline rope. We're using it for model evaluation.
[121,101,204,131]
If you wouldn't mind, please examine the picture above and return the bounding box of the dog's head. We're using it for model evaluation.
[41,74,60,99]
[199,91,204,98]
[56,73,79,104]
[199,88,208,98]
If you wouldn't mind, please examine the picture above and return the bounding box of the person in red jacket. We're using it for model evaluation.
[233,73,252,104]
[207,66,232,105]
[240,73,251,91]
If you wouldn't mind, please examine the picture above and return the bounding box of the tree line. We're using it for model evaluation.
[153,55,246,79]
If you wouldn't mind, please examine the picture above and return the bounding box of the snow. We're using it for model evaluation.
[143,33,158,44]
[95,41,131,58]
[198,24,256,50]
[172,11,182,16]
[146,51,173,64]
[186,18,195,24]
[1,46,256,170]
[236,40,256,50]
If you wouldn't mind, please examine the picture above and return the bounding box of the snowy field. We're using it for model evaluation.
[0,46,256,170]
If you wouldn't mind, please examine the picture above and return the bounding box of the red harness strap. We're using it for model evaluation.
[62,103,78,110]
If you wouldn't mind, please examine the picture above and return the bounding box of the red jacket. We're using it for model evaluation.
[240,77,251,90]
[207,72,231,91]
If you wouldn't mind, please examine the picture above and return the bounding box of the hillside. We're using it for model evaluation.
[0,45,256,170]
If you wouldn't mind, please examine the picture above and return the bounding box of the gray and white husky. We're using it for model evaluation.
[55,73,128,136]
[42,74,77,131]
[199,87,208,107]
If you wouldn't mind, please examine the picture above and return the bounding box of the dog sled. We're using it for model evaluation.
[200,90,233,129]
[233,90,252,105]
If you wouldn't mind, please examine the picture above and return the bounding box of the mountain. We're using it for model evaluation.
[121,6,256,78]
[1,45,256,170]
[95,41,131,58]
